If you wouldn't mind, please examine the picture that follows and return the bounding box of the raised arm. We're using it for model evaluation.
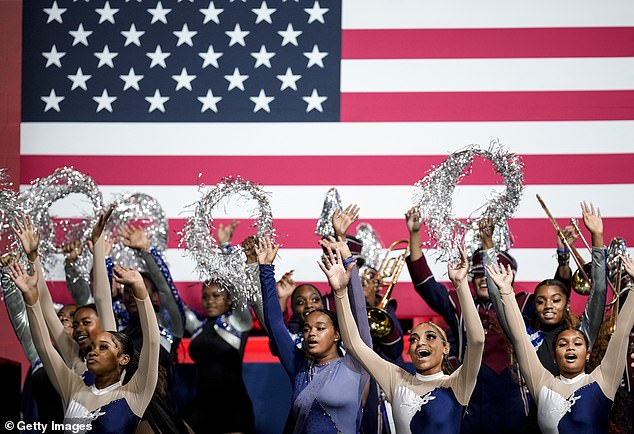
[478,218,514,338]
[13,214,81,369]
[0,265,39,366]
[257,238,301,377]
[322,247,400,400]
[553,225,578,288]
[448,246,485,405]
[275,269,295,316]
[114,266,159,416]
[63,240,93,305]
[92,207,117,332]
[119,224,186,338]
[486,263,551,399]
[596,254,634,399]
[243,235,267,333]
[405,209,460,343]
[10,262,76,406]
[577,202,607,349]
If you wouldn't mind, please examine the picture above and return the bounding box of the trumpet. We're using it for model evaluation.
[366,239,409,338]
[536,194,592,295]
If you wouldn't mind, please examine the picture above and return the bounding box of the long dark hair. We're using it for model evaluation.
[109,331,138,385]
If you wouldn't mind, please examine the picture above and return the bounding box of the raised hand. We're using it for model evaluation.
[91,204,115,245]
[557,225,579,250]
[318,235,351,259]
[217,220,240,245]
[478,218,494,250]
[447,245,469,288]
[276,270,296,300]
[485,263,515,293]
[332,204,359,238]
[580,201,603,246]
[12,213,40,262]
[405,207,422,234]
[119,224,150,251]
[63,239,83,263]
[0,252,16,268]
[318,247,354,294]
[242,235,258,264]
[621,254,634,279]
[255,237,279,265]
[8,262,39,304]
[113,265,143,286]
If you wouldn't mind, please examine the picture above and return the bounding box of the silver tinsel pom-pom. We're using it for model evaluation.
[413,141,524,262]
[107,193,168,271]
[315,187,342,237]
[0,169,22,257]
[19,167,104,278]
[180,176,274,308]
[355,223,384,270]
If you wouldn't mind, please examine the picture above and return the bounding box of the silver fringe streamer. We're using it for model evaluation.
[0,168,22,257]
[19,167,104,279]
[0,170,38,364]
[107,193,168,271]
[180,176,274,308]
[355,223,385,270]
[315,187,342,237]
[413,141,524,262]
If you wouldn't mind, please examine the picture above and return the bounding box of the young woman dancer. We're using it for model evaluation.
[258,237,371,434]
[323,245,484,434]
[9,260,159,433]
[486,256,634,434]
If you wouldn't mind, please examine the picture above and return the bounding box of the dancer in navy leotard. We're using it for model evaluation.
[9,259,159,434]
[486,255,634,434]
[258,237,371,434]
[325,244,484,434]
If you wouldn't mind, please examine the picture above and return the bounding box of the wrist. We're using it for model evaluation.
[499,286,514,295]
[591,233,604,247]
[450,278,464,288]
[333,287,346,298]
[27,252,38,263]
[23,289,39,306]
[557,249,570,265]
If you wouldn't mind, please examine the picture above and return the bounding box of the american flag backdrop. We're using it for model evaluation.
[16,0,634,318]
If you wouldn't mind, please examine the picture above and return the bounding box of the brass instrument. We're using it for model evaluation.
[606,238,631,334]
[536,194,592,295]
[366,239,409,338]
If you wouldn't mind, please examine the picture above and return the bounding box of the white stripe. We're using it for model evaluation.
[341,58,634,92]
[21,184,634,219]
[20,121,634,156]
[342,0,634,29]
[41,247,634,283]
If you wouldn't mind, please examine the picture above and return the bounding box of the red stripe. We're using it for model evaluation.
[20,154,634,186]
[48,217,634,250]
[341,91,634,122]
[342,27,634,59]
[47,280,594,320]
[165,217,634,250]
